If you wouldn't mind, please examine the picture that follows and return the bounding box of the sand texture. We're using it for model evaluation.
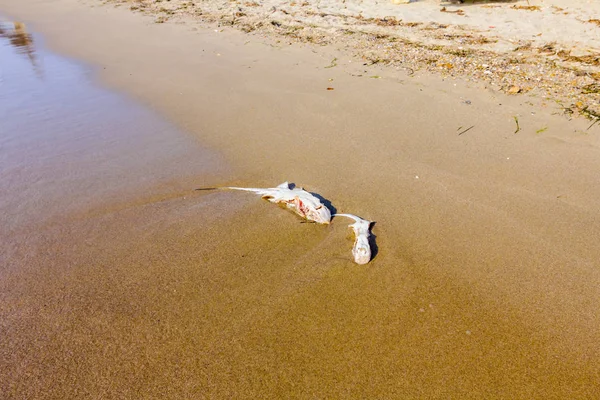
[102,0,600,118]
[1,0,600,398]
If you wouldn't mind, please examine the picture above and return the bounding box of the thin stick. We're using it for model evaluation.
[514,116,521,134]
[458,125,475,136]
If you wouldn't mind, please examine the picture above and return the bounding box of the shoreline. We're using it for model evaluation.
[2,0,600,397]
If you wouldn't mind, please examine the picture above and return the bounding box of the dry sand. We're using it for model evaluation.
[104,0,600,118]
[2,0,600,398]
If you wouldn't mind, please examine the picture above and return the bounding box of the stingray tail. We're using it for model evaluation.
[224,187,264,193]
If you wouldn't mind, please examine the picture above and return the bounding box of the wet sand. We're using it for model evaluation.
[1,0,600,398]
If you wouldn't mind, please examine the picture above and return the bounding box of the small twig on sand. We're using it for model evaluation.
[458,125,475,136]
[440,7,465,16]
[514,116,521,134]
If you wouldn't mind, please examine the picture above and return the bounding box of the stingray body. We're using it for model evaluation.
[197,182,331,224]
[334,213,373,264]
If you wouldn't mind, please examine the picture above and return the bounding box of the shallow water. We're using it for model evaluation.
[0,18,223,235]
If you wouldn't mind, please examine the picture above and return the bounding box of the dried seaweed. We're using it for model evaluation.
[324,57,338,68]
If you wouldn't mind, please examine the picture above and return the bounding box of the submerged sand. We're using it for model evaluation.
[1,0,600,398]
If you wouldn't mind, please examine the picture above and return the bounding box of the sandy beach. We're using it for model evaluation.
[1,0,600,398]
[104,0,600,118]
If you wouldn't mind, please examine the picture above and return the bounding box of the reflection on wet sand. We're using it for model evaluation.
[0,20,41,76]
